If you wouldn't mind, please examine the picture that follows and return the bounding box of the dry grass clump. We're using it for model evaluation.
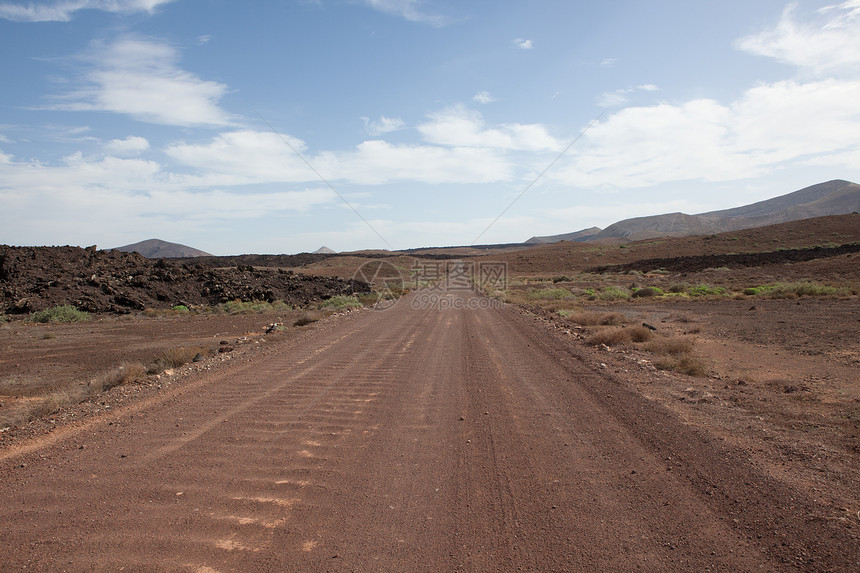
[92,362,147,392]
[642,335,708,377]
[26,390,76,419]
[644,336,695,356]
[586,325,654,347]
[294,311,323,326]
[654,355,709,377]
[148,346,207,373]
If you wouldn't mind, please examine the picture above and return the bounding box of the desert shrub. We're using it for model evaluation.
[31,305,90,323]
[586,325,652,346]
[552,275,572,283]
[765,281,847,298]
[644,336,695,356]
[94,362,147,392]
[686,284,726,297]
[148,346,207,373]
[648,269,671,275]
[598,286,630,301]
[668,283,688,294]
[586,327,631,346]
[320,295,363,310]
[294,311,322,326]
[171,304,190,313]
[527,287,574,300]
[743,287,762,296]
[654,355,708,377]
[631,286,663,298]
[627,325,654,343]
[356,292,383,306]
[27,390,74,419]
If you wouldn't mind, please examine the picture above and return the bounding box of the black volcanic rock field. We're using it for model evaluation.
[0,245,370,315]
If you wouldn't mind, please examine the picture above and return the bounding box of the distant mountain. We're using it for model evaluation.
[526,226,602,244]
[113,239,212,258]
[533,180,860,243]
[313,246,337,254]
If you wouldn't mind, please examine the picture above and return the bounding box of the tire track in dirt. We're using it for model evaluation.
[1,289,857,571]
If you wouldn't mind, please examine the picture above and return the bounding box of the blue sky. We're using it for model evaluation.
[1,1,859,254]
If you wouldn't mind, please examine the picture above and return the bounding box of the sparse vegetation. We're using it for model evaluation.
[631,286,663,298]
[221,300,293,315]
[586,325,654,346]
[92,362,147,392]
[294,311,323,326]
[319,295,363,310]
[653,355,709,377]
[147,346,208,374]
[598,286,630,301]
[644,336,695,356]
[686,284,726,297]
[31,304,90,323]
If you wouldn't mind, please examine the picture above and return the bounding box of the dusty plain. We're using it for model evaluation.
[0,214,858,571]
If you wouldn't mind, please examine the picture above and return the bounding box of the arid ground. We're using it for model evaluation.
[1,214,858,571]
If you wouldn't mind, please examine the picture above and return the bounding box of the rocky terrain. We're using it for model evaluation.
[0,245,369,315]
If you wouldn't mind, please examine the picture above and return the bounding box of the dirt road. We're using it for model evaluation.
[1,289,857,571]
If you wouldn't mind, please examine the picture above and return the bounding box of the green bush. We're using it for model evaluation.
[598,286,630,301]
[320,295,363,310]
[31,305,90,323]
[687,284,726,297]
[766,281,847,298]
[742,282,848,298]
[171,304,190,312]
[631,286,663,298]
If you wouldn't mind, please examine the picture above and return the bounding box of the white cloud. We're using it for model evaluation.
[165,128,512,186]
[418,104,561,152]
[472,91,496,104]
[361,115,405,136]
[736,1,860,75]
[513,38,533,50]
[599,58,618,67]
[0,147,339,247]
[597,84,660,108]
[363,0,450,26]
[321,139,513,185]
[0,0,172,22]
[46,36,235,127]
[165,130,312,186]
[555,78,860,189]
[104,135,149,156]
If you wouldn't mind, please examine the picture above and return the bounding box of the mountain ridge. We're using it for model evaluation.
[529,179,859,244]
[113,239,212,259]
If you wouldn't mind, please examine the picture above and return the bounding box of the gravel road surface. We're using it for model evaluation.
[1,289,857,571]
